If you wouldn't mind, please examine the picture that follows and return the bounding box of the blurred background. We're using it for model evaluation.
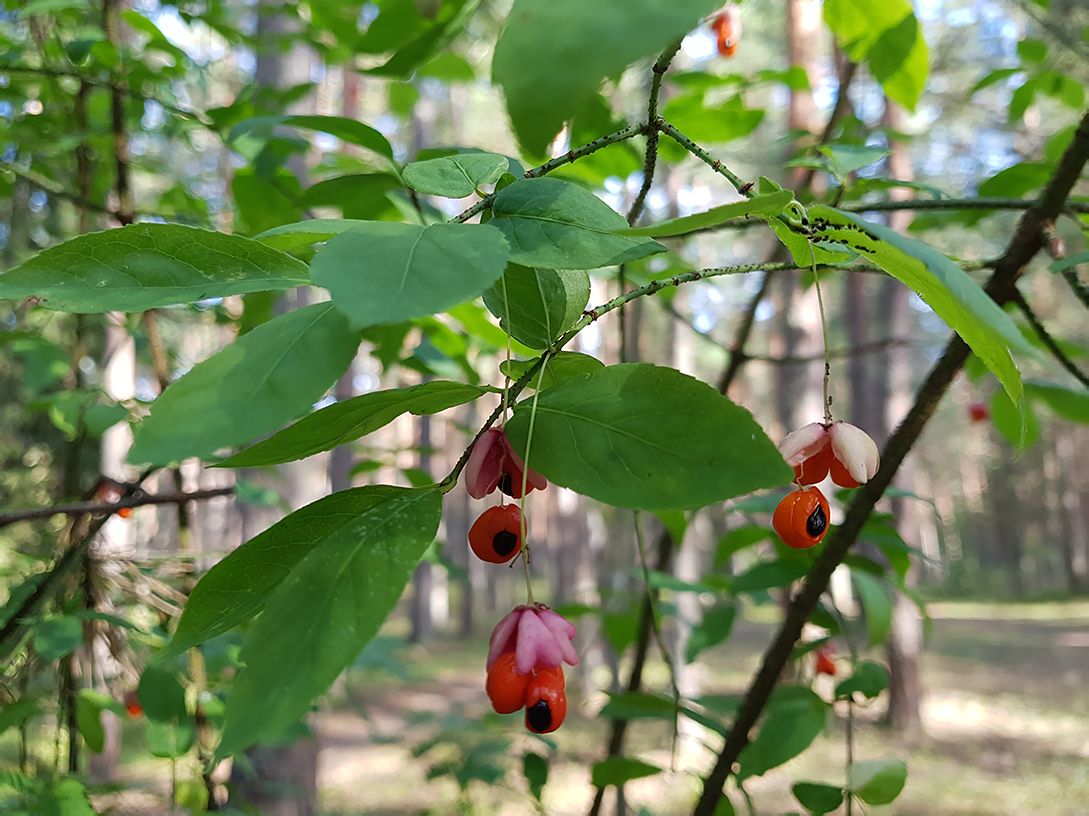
[1,0,1088,813]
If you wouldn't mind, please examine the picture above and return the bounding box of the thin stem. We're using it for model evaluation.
[450,123,648,223]
[516,358,549,606]
[0,487,235,528]
[1011,288,1089,388]
[657,121,751,196]
[840,196,1089,215]
[628,38,684,226]
[810,242,833,422]
[1059,267,1089,309]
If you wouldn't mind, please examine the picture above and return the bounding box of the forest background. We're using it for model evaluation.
[0,0,1088,814]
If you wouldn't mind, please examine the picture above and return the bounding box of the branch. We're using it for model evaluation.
[1059,267,1089,310]
[450,123,648,224]
[0,488,235,528]
[692,106,1089,816]
[1010,289,1089,388]
[658,120,751,196]
[103,0,134,226]
[628,39,684,226]
[841,197,1089,215]
[1,162,119,218]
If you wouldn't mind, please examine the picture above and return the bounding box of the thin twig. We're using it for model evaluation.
[1060,267,1089,310]
[0,488,235,528]
[658,121,751,196]
[103,0,134,226]
[628,39,684,227]
[840,197,1089,215]
[691,107,1089,816]
[1010,289,1089,388]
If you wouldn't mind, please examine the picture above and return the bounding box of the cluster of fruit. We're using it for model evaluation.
[464,427,578,734]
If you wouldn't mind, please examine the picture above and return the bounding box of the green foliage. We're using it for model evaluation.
[128,303,359,465]
[835,661,889,700]
[492,0,720,154]
[482,265,591,349]
[506,363,792,511]
[217,486,442,756]
[0,225,309,312]
[590,755,663,788]
[33,616,83,661]
[848,757,908,805]
[685,604,737,663]
[736,687,828,780]
[403,153,509,197]
[792,782,845,814]
[310,222,510,329]
[490,178,664,268]
[620,191,793,238]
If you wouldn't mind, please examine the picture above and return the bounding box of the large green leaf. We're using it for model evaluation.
[792,782,845,814]
[620,191,793,237]
[848,757,908,805]
[403,153,508,197]
[1026,381,1089,423]
[590,756,663,789]
[490,178,664,269]
[310,222,510,329]
[128,303,359,466]
[482,264,590,349]
[217,381,487,468]
[0,224,309,312]
[229,115,394,161]
[505,363,791,510]
[216,486,442,757]
[809,207,1032,407]
[163,489,408,658]
[736,687,828,780]
[492,0,720,154]
[661,93,766,145]
[823,0,928,110]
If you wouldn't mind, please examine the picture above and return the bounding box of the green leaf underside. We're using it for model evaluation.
[506,363,792,511]
[163,488,408,658]
[127,303,359,466]
[590,755,663,789]
[310,222,510,329]
[836,661,890,700]
[621,191,794,237]
[492,0,721,154]
[255,219,378,252]
[482,264,591,349]
[500,352,605,390]
[489,178,665,269]
[809,206,1031,408]
[403,153,508,197]
[230,114,394,160]
[736,687,828,780]
[793,782,845,814]
[0,224,309,312]
[216,486,442,757]
[217,381,487,468]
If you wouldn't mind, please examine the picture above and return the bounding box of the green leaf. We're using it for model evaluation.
[83,403,129,437]
[602,611,639,653]
[229,115,394,161]
[500,352,605,390]
[403,153,508,197]
[310,222,510,329]
[36,778,96,816]
[492,0,721,154]
[809,206,1032,408]
[714,525,772,568]
[489,178,664,269]
[848,757,908,805]
[1026,381,1089,423]
[506,363,791,511]
[732,559,810,593]
[138,666,187,723]
[792,782,845,814]
[598,691,676,722]
[482,265,590,349]
[255,219,377,252]
[817,145,892,176]
[852,572,893,645]
[0,698,40,736]
[991,389,1040,447]
[1017,38,1048,62]
[75,693,104,753]
[590,756,663,789]
[0,224,309,313]
[685,604,737,663]
[714,796,737,816]
[978,162,1052,198]
[128,303,358,466]
[10,336,69,391]
[147,721,196,758]
[835,661,889,700]
[620,191,793,237]
[217,381,486,468]
[523,753,549,802]
[33,617,83,661]
[165,489,412,658]
[302,174,402,219]
[736,687,828,780]
[662,93,766,145]
[217,486,442,757]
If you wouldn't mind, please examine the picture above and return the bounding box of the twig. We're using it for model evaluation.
[450,123,649,224]
[658,121,751,196]
[0,488,235,528]
[840,197,1089,215]
[1060,267,1089,310]
[691,107,1089,816]
[103,0,134,226]
[1010,289,1089,388]
[628,39,684,227]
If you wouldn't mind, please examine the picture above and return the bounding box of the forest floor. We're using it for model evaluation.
[315,599,1089,816]
[68,599,1089,815]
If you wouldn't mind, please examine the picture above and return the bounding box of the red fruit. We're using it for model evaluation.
[815,651,836,676]
[123,690,143,718]
[524,667,567,734]
[773,488,830,550]
[711,6,741,57]
[486,652,530,714]
[117,507,132,519]
[793,443,832,485]
[967,402,989,423]
[829,456,860,489]
[469,504,523,564]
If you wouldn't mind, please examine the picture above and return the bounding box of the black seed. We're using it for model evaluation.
[493,530,518,557]
[526,700,552,733]
[806,504,827,538]
[497,473,514,496]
